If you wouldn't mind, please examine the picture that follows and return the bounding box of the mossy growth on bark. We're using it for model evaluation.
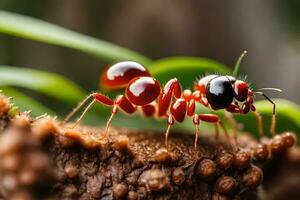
[0,94,297,200]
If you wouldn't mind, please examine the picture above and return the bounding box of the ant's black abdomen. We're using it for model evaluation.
[206,76,234,109]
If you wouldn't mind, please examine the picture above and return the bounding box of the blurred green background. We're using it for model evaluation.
[0,1,299,138]
[0,0,299,102]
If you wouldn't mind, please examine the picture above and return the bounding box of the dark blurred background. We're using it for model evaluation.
[0,0,299,103]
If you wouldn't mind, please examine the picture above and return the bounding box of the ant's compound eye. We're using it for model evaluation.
[126,77,161,105]
[234,80,249,102]
[206,76,234,109]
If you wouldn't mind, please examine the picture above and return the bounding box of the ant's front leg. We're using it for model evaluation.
[224,111,239,146]
[251,110,264,138]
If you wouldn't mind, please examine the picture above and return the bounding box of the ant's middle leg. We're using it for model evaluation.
[197,114,230,143]
[224,111,239,146]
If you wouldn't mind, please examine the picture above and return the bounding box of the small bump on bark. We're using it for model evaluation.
[234,149,251,169]
[243,165,263,189]
[215,176,237,194]
[197,159,216,179]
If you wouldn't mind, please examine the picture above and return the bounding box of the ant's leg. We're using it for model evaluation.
[193,114,200,149]
[65,93,114,127]
[252,111,264,138]
[163,78,182,98]
[253,92,277,136]
[224,111,239,146]
[165,114,175,148]
[270,113,276,136]
[214,123,219,141]
[158,78,182,117]
[103,95,136,138]
[198,114,229,142]
[218,120,230,142]
[63,93,95,123]
[262,94,277,136]
[72,99,97,128]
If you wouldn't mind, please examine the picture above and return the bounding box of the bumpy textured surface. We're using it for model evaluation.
[0,94,297,200]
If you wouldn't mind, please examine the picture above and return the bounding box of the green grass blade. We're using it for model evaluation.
[0,66,86,104]
[1,87,56,117]
[148,56,231,89]
[0,10,151,65]
[233,50,247,77]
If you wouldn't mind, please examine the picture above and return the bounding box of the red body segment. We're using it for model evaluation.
[182,89,192,101]
[163,78,182,98]
[126,76,161,106]
[100,61,150,90]
[141,104,156,117]
[115,95,136,114]
[234,80,249,102]
[158,78,182,117]
[170,98,187,122]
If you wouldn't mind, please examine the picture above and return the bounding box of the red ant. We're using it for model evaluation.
[63,51,280,148]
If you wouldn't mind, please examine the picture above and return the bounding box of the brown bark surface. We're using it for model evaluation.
[0,94,296,200]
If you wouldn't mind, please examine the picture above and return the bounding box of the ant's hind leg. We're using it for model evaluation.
[165,115,175,148]
[63,93,95,124]
[72,99,97,128]
[64,93,114,128]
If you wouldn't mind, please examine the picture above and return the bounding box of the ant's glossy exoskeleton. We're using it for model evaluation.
[63,51,280,149]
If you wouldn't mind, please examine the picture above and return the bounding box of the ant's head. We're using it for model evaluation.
[205,51,281,114]
[205,75,254,113]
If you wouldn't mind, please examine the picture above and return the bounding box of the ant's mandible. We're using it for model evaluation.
[63,52,280,149]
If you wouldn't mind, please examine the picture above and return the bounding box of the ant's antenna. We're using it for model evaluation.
[254,88,282,114]
[233,50,247,77]
[256,88,282,93]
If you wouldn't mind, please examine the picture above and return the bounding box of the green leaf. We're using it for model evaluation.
[148,57,231,88]
[1,87,56,117]
[0,66,86,104]
[0,10,151,65]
